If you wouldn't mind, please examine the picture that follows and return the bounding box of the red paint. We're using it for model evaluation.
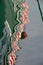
[24,32,27,39]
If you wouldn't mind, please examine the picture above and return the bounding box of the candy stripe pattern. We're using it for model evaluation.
[8,1,29,65]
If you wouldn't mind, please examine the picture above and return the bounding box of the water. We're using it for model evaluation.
[0,0,43,65]
[0,0,6,39]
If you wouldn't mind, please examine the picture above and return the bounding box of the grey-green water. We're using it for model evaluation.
[0,0,5,39]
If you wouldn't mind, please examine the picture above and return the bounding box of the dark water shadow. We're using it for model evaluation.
[0,0,6,39]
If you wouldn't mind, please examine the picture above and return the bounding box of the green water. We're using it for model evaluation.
[0,0,6,39]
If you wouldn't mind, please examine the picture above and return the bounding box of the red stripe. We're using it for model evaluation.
[25,9,28,14]
[11,54,14,61]
[24,11,28,17]
[9,59,12,65]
